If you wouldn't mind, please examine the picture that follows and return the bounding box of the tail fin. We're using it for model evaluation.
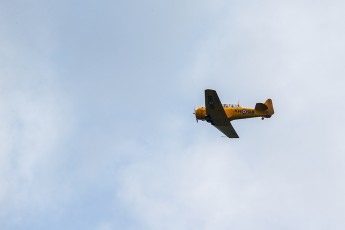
[264,99,274,116]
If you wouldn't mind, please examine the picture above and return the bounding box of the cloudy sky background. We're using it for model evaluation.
[1,0,345,229]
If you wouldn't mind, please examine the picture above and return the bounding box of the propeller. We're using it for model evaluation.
[193,108,198,123]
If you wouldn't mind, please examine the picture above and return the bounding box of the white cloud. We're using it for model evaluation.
[183,0,345,98]
[0,71,73,216]
[0,2,74,224]
[117,131,345,229]
[117,139,292,229]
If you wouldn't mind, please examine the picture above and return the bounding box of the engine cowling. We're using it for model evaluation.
[194,107,206,121]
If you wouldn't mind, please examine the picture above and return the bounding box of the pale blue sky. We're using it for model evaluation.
[1,0,345,229]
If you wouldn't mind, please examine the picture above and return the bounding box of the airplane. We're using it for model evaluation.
[194,89,274,138]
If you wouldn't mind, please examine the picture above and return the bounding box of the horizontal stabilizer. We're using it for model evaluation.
[255,103,268,111]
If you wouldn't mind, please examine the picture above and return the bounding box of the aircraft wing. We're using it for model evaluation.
[205,89,239,138]
[214,125,239,138]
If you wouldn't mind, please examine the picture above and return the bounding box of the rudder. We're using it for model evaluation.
[264,99,274,116]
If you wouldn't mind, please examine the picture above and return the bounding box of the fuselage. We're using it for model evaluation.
[195,104,272,122]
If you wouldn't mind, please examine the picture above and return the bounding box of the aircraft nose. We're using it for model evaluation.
[194,107,206,121]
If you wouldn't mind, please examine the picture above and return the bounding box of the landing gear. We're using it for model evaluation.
[261,117,264,120]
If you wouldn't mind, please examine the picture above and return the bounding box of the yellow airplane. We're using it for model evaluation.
[194,89,274,138]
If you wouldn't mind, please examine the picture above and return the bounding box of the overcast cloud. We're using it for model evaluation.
[1,0,345,229]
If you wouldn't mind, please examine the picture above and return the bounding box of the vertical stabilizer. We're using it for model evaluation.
[264,99,274,115]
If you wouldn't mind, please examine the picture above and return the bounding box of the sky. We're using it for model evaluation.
[1,0,345,229]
